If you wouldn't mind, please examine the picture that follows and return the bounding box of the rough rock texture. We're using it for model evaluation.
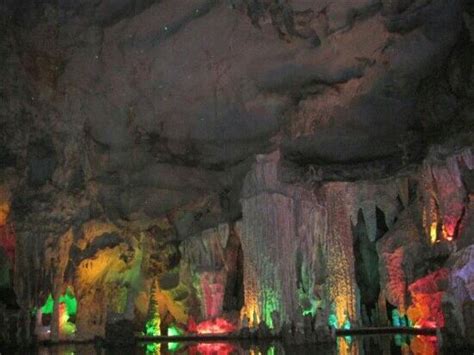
[240,150,408,327]
[376,147,474,347]
[239,146,473,342]
[180,223,243,320]
[0,0,473,348]
[443,245,474,348]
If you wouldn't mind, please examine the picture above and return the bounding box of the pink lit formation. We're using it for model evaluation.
[195,318,236,335]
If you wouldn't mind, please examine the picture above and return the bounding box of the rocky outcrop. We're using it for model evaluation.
[0,0,473,348]
[237,145,473,344]
[375,147,474,348]
[180,223,243,320]
[239,150,408,327]
[443,245,474,348]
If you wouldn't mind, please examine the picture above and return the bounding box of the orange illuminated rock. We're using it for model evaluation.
[410,335,438,355]
[0,187,11,226]
[407,269,449,328]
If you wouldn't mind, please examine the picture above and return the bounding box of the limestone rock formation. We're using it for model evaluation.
[0,0,473,350]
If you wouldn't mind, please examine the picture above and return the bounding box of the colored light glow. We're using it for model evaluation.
[145,343,161,354]
[195,318,236,334]
[167,325,184,336]
[430,222,437,244]
[40,288,77,318]
[442,221,456,241]
[302,309,312,316]
[305,298,320,317]
[394,334,408,347]
[408,296,441,328]
[166,329,183,354]
[155,288,189,325]
[194,342,235,355]
[41,294,54,315]
[200,272,225,319]
[406,269,448,328]
[429,215,457,243]
[241,302,260,327]
[410,335,437,355]
[59,303,76,336]
[392,309,401,327]
[59,287,77,316]
[167,342,182,352]
[328,311,338,329]
[298,287,320,319]
[145,317,161,336]
[328,304,352,329]
[145,286,161,336]
[327,247,357,326]
[262,288,279,328]
[391,309,409,327]
[337,336,353,355]
[342,318,351,330]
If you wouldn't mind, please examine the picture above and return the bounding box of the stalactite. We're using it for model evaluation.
[421,147,473,243]
[240,152,305,326]
[323,183,358,327]
[240,151,411,328]
[382,248,407,313]
[180,223,233,320]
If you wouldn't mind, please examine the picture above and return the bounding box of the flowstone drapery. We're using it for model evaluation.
[239,151,410,328]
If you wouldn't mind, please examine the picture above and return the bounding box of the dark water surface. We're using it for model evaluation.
[2,334,469,354]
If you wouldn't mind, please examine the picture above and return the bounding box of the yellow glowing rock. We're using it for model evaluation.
[0,202,9,226]
[240,301,260,327]
[0,187,11,226]
[76,247,128,286]
[430,222,437,244]
[155,287,188,324]
[337,336,354,355]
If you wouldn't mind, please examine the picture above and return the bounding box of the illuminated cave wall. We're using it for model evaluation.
[0,146,472,346]
[0,0,473,348]
[3,214,186,343]
[32,221,148,341]
[0,185,20,344]
[180,224,229,320]
[239,151,409,328]
[240,147,473,335]
[240,151,327,327]
[421,148,473,244]
[375,147,474,348]
[321,180,401,328]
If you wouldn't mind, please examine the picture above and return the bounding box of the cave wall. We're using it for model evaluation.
[0,0,473,349]
[238,147,473,345]
[239,150,405,328]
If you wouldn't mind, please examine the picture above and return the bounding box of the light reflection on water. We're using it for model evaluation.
[12,335,439,355]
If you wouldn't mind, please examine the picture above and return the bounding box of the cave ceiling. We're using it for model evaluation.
[1,0,473,235]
